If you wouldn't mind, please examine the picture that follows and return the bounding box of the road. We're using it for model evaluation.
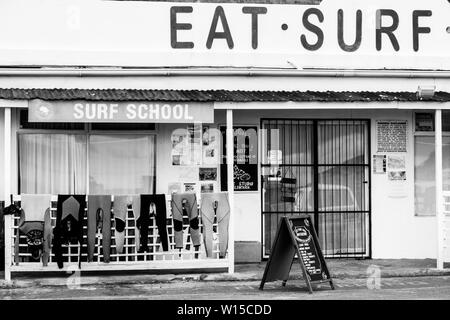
[1,276,450,300]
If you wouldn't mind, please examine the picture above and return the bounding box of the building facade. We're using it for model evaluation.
[1,0,450,279]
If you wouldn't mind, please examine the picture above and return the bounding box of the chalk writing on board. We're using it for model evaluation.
[376,120,407,152]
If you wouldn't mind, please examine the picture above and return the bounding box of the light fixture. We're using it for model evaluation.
[416,85,436,100]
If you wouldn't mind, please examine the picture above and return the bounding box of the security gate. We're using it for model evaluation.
[261,119,371,258]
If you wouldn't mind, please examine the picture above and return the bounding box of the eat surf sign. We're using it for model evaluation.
[0,0,449,70]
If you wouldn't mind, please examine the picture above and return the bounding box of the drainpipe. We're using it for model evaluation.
[1,68,450,78]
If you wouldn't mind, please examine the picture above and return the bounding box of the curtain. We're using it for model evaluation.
[89,135,155,195]
[414,136,450,216]
[19,134,87,194]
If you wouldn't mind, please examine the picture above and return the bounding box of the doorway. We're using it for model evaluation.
[261,119,371,258]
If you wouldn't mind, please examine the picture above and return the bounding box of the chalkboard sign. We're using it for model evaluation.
[259,215,334,294]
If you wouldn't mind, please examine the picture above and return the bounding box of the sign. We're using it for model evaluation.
[220,125,258,192]
[1,0,450,70]
[260,216,334,293]
[373,155,386,174]
[376,120,407,152]
[28,99,214,123]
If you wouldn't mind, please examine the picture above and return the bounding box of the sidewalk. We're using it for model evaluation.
[1,259,450,289]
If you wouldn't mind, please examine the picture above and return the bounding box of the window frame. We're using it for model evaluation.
[17,117,158,195]
[413,112,450,216]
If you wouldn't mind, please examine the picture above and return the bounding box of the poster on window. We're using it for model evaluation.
[376,120,407,153]
[171,125,202,166]
[220,125,258,192]
[199,167,217,181]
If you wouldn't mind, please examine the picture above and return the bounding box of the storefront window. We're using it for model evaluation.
[414,135,450,216]
[19,133,155,195]
[89,135,155,194]
[19,134,87,194]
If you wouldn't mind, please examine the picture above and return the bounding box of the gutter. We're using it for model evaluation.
[0,68,450,78]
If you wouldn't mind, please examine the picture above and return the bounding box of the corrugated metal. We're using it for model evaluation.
[0,88,449,102]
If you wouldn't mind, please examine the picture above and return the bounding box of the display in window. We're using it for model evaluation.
[199,167,218,181]
[53,195,86,269]
[415,113,434,132]
[201,183,214,193]
[184,182,197,193]
[87,195,112,263]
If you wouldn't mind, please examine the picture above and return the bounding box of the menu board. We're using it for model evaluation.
[259,216,334,293]
[290,217,330,282]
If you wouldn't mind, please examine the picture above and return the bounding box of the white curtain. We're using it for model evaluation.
[89,135,155,195]
[19,134,87,194]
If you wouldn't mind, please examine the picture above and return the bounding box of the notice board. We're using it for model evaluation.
[259,216,334,293]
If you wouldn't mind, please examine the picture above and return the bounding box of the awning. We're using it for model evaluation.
[1,88,450,102]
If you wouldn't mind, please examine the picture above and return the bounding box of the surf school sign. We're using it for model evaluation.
[0,0,450,70]
[28,99,214,123]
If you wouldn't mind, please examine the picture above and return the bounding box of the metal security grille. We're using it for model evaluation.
[261,119,371,259]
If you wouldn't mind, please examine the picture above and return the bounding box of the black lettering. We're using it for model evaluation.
[413,10,432,52]
[301,8,324,51]
[170,6,194,49]
[206,6,234,49]
[376,9,400,51]
[242,6,267,49]
[337,9,362,52]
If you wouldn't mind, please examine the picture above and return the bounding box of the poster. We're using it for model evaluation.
[171,125,202,166]
[220,125,258,192]
[201,183,214,193]
[373,155,386,174]
[376,120,407,152]
[178,167,198,181]
[199,167,217,181]
[168,182,182,195]
[387,155,406,170]
[388,171,406,181]
[184,182,196,193]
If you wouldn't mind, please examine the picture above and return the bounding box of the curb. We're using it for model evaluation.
[1,269,450,289]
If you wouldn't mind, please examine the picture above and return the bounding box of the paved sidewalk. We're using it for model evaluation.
[1,259,450,289]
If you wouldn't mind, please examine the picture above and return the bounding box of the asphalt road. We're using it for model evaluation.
[1,276,450,300]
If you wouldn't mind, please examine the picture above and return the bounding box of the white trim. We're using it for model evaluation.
[226,109,235,274]
[3,107,12,281]
[214,101,450,110]
[2,68,450,79]
[436,109,445,270]
[0,99,28,108]
[9,259,230,273]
